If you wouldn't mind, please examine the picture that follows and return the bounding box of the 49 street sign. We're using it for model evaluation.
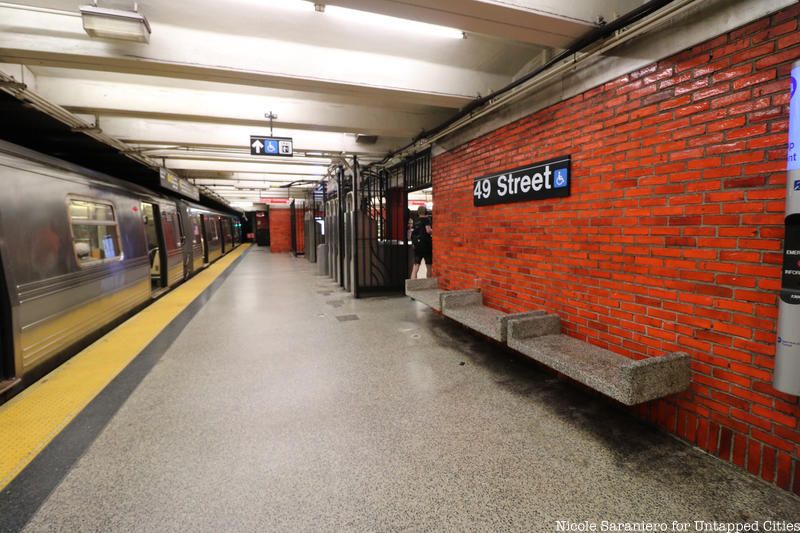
[250,136,293,157]
[473,156,570,206]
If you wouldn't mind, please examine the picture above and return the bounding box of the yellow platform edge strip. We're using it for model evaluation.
[0,244,251,491]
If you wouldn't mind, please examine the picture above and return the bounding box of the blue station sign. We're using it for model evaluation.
[473,156,570,206]
[250,136,293,157]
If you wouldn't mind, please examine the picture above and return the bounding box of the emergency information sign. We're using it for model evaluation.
[781,214,800,305]
[472,156,570,206]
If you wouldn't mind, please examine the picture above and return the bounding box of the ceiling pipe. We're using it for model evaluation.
[376,0,701,168]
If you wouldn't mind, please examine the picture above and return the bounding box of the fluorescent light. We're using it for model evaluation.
[230,202,255,209]
[80,5,151,43]
[325,5,464,39]
[230,173,327,180]
[258,0,315,12]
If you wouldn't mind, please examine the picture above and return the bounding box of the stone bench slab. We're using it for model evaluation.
[508,315,690,405]
[406,288,445,311]
[440,290,544,342]
[444,305,546,343]
[443,305,506,341]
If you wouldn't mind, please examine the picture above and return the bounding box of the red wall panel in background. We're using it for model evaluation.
[269,208,292,253]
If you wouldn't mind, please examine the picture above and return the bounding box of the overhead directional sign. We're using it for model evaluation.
[160,168,200,201]
[250,135,293,157]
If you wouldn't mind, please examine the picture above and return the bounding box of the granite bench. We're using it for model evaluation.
[441,290,545,343]
[506,314,691,405]
[405,278,445,311]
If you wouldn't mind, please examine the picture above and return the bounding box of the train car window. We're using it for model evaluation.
[192,216,202,246]
[176,211,186,245]
[68,198,122,266]
[207,217,220,240]
[160,210,178,250]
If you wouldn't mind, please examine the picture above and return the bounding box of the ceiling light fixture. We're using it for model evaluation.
[80,1,151,43]
[259,0,315,12]
[324,5,464,39]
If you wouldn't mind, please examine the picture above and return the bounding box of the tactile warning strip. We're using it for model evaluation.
[0,244,251,491]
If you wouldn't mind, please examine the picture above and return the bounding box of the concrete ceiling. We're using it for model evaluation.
[0,0,646,206]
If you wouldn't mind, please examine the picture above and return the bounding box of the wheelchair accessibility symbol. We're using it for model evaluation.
[794,180,800,191]
[553,168,568,188]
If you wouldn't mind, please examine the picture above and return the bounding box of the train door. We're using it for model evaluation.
[157,207,185,287]
[190,214,204,270]
[200,214,222,263]
[233,218,241,246]
[140,202,167,293]
[221,218,233,253]
[0,250,14,385]
[220,218,226,254]
[214,218,223,260]
[199,214,209,263]
[176,209,189,279]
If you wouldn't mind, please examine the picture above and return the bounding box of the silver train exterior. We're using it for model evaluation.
[0,141,241,390]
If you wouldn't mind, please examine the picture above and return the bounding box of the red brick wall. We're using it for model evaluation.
[433,5,800,492]
[270,207,305,253]
[269,208,291,253]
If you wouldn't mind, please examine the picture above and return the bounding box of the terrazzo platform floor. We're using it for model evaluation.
[21,249,800,531]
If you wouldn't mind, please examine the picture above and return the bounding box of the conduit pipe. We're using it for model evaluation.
[381,0,703,167]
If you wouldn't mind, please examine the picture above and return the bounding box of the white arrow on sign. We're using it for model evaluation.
[251,139,264,154]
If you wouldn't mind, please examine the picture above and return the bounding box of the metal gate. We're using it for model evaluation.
[325,195,339,282]
[324,166,350,287]
[304,187,324,262]
[405,149,432,192]
[352,159,408,297]
[319,151,429,296]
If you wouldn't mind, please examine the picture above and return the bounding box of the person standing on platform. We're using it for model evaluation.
[411,205,432,279]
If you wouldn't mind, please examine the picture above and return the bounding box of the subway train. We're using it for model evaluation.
[0,140,242,397]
